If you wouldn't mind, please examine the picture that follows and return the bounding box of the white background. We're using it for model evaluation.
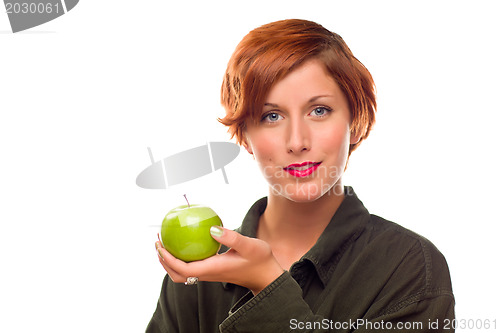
[1,1,499,331]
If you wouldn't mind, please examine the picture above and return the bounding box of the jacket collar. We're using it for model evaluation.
[222,187,371,289]
[300,187,371,286]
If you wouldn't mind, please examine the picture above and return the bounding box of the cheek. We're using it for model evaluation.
[249,135,278,163]
[255,146,276,166]
[317,123,351,154]
[251,140,280,180]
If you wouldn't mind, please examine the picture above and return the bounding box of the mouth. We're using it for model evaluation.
[283,161,322,177]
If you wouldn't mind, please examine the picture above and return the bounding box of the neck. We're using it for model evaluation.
[257,182,345,268]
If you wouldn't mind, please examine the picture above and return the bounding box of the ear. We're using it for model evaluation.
[350,130,362,145]
[241,135,253,155]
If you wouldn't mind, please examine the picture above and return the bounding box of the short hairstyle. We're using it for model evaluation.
[219,19,376,155]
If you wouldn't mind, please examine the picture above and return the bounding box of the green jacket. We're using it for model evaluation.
[147,187,455,332]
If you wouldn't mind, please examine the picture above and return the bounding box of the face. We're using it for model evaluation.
[243,59,359,202]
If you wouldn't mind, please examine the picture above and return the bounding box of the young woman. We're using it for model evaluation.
[147,19,454,332]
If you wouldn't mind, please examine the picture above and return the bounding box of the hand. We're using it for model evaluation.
[155,227,284,295]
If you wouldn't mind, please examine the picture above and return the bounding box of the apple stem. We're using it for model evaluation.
[183,194,190,208]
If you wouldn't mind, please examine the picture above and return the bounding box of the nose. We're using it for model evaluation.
[286,117,310,154]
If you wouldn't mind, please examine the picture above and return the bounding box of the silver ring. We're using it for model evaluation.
[185,277,199,285]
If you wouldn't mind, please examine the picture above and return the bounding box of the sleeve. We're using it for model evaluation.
[145,274,200,333]
[220,271,324,332]
[146,275,178,333]
[360,237,456,333]
[219,237,455,332]
[365,294,455,332]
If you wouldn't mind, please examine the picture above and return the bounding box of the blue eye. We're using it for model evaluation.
[262,112,283,123]
[310,107,331,117]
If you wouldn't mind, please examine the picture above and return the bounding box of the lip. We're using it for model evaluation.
[283,161,321,177]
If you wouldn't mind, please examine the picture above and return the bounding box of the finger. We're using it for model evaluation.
[210,227,254,257]
[157,245,201,280]
[156,240,183,278]
[156,243,225,281]
[156,246,188,283]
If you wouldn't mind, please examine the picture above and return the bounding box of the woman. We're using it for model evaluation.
[147,19,454,332]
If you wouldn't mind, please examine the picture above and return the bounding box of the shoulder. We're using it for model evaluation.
[368,214,449,269]
[364,214,454,302]
[329,203,455,320]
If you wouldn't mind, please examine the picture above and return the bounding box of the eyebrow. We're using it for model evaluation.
[263,95,335,108]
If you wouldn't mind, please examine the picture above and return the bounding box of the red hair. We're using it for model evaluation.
[219,19,376,155]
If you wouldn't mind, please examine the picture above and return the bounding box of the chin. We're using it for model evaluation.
[270,181,336,203]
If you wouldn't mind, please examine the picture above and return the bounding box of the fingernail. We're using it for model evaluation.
[157,248,164,260]
[210,225,224,237]
[155,242,164,259]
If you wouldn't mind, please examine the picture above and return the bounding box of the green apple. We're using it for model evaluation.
[160,203,223,262]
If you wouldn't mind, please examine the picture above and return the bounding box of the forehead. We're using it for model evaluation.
[265,59,345,105]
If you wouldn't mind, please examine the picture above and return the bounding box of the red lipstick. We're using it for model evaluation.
[283,161,321,177]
